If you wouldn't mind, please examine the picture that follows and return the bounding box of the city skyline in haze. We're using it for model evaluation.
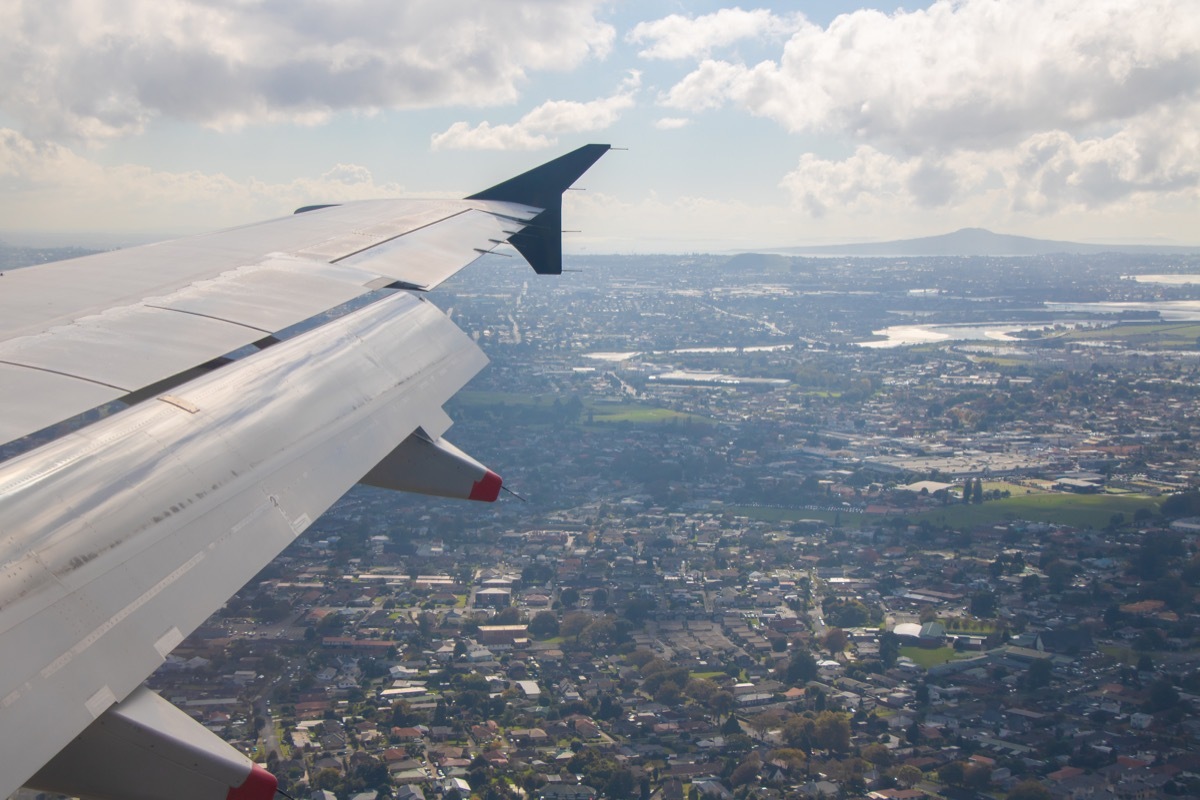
[1,0,1197,253]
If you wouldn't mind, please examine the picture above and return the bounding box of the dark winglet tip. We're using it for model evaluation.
[467,144,612,275]
[465,144,611,207]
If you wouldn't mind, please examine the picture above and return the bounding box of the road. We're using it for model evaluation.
[807,571,826,637]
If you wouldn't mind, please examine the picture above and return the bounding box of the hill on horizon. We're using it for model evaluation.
[766,227,1200,257]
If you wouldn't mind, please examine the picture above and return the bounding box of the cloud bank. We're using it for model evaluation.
[0,0,614,141]
[0,128,407,233]
[627,8,801,60]
[647,0,1200,224]
[430,73,640,151]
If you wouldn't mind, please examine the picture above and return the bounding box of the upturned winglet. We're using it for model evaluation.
[467,143,611,275]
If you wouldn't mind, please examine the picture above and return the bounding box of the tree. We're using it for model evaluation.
[769,748,807,771]
[493,606,522,625]
[1045,560,1072,593]
[861,743,892,767]
[782,715,812,749]
[891,765,923,789]
[654,681,682,706]
[1025,658,1052,690]
[813,711,850,753]
[972,478,984,504]
[313,768,343,791]
[822,628,849,657]
[729,754,762,788]
[786,650,817,683]
[605,768,635,799]
[623,597,656,625]
[938,761,965,786]
[879,631,900,669]
[580,616,616,647]
[1146,678,1179,712]
[964,764,992,790]
[560,610,590,640]
[1007,779,1053,800]
[970,590,996,618]
[529,610,559,639]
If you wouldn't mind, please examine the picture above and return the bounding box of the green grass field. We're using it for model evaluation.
[914,492,1159,529]
[899,646,962,668]
[1061,322,1200,349]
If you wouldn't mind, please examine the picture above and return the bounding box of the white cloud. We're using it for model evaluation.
[430,73,640,151]
[0,0,615,141]
[627,7,801,61]
[653,117,691,130]
[0,128,407,234]
[652,0,1200,231]
[780,103,1200,223]
[661,0,1200,153]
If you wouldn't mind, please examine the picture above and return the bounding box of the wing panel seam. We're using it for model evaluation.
[0,360,128,392]
[142,304,273,334]
[328,208,477,264]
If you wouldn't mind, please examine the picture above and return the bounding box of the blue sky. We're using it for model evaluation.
[1,0,1197,251]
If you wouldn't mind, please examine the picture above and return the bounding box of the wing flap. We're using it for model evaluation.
[335,206,539,290]
[0,363,122,444]
[0,305,260,391]
[29,686,275,800]
[361,429,502,501]
[147,255,371,331]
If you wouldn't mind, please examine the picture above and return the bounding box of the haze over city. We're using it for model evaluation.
[2,0,1198,252]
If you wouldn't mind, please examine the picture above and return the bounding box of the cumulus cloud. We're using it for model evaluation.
[627,7,801,60]
[660,0,1200,153]
[0,128,406,233]
[648,0,1200,232]
[430,72,640,151]
[653,117,691,130]
[780,103,1200,219]
[0,0,614,141]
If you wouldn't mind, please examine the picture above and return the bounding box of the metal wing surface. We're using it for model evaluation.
[0,144,610,800]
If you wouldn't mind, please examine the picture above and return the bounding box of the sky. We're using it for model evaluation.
[1,0,1198,252]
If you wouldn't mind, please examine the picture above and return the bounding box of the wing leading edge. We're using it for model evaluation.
[0,143,610,449]
[0,145,611,800]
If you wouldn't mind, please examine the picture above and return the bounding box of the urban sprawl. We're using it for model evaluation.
[16,245,1200,800]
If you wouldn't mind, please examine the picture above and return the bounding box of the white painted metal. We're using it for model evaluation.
[0,304,259,388]
[0,363,122,445]
[336,205,540,290]
[29,686,261,800]
[361,430,497,500]
[0,291,487,799]
[0,199,537,447]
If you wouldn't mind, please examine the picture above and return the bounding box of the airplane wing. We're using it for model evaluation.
[0,144,611,800]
